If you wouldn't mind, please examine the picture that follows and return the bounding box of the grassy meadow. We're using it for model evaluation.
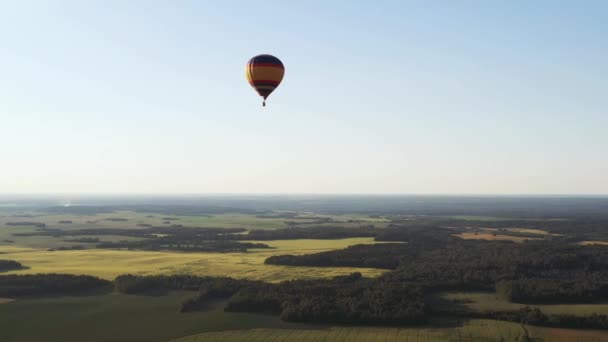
[3,291,607,342]
[441,291,608,316]
[173,319,608,342]
[0,238,387,282]
[0,291,304,342]
[2,208,607,341]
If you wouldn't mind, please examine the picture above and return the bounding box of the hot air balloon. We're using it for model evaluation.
[245,54,284,107]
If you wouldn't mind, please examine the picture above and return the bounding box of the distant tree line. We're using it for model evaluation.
[48,246,85,251]
[114,274,261,296]
[114,273,427,326]
[0,274,110,297]
[0,260,24,272]
[266,243,408,269]
[63,237,100,243]
[13,226,246,238]
[438,305,608,330]
[266,227,608,304]
[97,240,269,252]
[496,279,608,304]
[245,226,377,240]
[5,221,46,228]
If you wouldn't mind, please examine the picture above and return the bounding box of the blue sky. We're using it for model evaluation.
[1,1,606,194]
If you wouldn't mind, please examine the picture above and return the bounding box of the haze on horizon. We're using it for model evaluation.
[1,1,606,195]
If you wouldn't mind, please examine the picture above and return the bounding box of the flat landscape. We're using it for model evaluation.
[0,238,387,281]
[1,196,608,341]
[438,292,608,316]
[172,321,608,342]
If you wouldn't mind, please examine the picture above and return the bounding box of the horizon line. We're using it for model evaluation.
[1,193,608,197]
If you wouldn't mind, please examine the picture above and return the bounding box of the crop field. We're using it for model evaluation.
[2,293,607,342]
[0,211,387,231]
[504,228,551,235]
[441,292,608,316]
[452,232,541,243]
[578,240,608,246]
[448,215,520,221]
[172,319,608,342]
[9,292,606,342]
[0,291,301,342]
[0,238,388,282]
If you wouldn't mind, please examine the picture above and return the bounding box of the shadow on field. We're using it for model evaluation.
[0,266,30,273]
[131,288,170,297]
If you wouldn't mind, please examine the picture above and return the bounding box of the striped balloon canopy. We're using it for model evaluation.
[245,54,285,107]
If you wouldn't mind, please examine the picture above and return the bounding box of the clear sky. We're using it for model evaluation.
[1,1,606,194]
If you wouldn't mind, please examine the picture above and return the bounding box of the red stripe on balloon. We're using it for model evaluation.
[248,63,285,69]
[251,80,281,86]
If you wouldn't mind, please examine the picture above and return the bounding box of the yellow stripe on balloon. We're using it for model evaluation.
[247,66,285,82]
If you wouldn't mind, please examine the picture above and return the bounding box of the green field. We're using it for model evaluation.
[0,210,391,282]
[0,291,302,342]
[448,215,519,221]
[0,210,387,231]
[440,292,608,316]
[172,320,608,342]
[1,209,606,341]
[5,291,607,342]
[0,211,389,249]
[0,238,388,282]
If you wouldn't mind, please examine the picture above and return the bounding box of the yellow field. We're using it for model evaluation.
[504,227,550,235]
[578,240,608,246]
[0,238,388,282]
[442,292,608,316]
[172,319,608,342]
[453,232,540,243]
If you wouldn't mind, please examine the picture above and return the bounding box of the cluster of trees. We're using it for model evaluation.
[496,279,608,304]
[442,216,608,241]
[478,307,608,330]
[97,239,269,252]
[115,273,427,325]
[5,221,46,228]
[265,229,608,304]
[114,274,261,295]
[63,237,100,243]
[0,260,23,272]
[256,212,299,219]
[229,274,427,325]
[12,226,269,252]
[13,226,246,239]
[390,240,608,294]
[0,274,110,297]
[48,246,85,251]
[266,243,408,269]
[245,226,376,240]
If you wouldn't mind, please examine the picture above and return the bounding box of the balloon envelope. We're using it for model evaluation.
[245,54,284,105]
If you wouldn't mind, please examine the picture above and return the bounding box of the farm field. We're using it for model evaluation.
[0,210,390,249]
[448,215,519,221]
[0,211,387,231]
[0,291,303,342]
[440,292,608,315]
[579,240,608,246]
[0,238,388,282]
[172,319,608,342]
[452,232,541,243]
[2,201,608,341]
[5,289,606,342]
